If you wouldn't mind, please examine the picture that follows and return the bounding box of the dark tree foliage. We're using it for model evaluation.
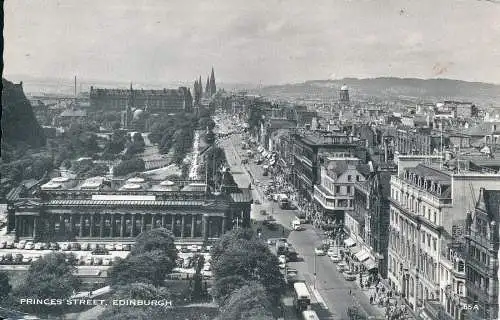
[219,282,274,320]
[133,228,177,259]
[14,252,80,316]
[211,275,250,305]
[0,271,12,298]
[109,250,175,287]
[211,229,284,303]
[113,157,145,176]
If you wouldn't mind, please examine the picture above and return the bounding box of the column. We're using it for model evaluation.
[69,215,74,235]
[49,215,55,235]
[89,214,95,237]
[181,215,186,238]
[79,215,84,237]
[110,214,115,237]
[120,215,125,237]
[202,214,208,240]
[131,215,136,237]
[161,215,166,228]
[191,215,196,238]
[141,215,146,233]
[151,214,156,230]
[15,216,20,238]
[99,214,104,238]
[222,216,227,234]
[33,216,38,239]
[171,215,175,235]
[59,214,65,235]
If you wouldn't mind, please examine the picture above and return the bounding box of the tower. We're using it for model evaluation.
[210,67,216,95]
[340,84,350,104]
[206,76,210,97]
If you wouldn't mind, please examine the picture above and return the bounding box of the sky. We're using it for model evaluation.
[4,0,500,85]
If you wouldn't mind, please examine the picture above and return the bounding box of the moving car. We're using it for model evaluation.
[329,254,342,263]
[279,255,287,265]
[327,247,337,257]
[314,247,326,256]
[337,262,348,272]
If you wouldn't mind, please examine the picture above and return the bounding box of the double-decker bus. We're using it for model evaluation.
[301,310,320,320]
[293,282,311,312]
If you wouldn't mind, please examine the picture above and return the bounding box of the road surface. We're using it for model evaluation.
[220,132,384,320]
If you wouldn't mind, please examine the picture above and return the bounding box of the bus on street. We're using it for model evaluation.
[293,282,311,312]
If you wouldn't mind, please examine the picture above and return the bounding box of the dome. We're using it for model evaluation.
[52,177,69,183]
[133,109,144,120]
[121,183,142,190]
[160,180,175,186]
[127,177,145,184]
[340,85,348,91]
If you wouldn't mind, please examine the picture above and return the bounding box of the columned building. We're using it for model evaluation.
[8,176,251,243]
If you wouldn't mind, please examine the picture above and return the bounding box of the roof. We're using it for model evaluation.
[230,188,253,203]
[476,188,500,223]
[408,164,451,185]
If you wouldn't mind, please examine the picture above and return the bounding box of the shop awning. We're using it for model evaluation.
[363,258,378,270]
[343,238,356,247]
[355,249,370,262]
[349,246,361,255]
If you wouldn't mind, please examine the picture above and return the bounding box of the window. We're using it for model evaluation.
[427,234,431,247]
[335,186,340,194]
[348,175,352,182]
[432,238,437,252]
[347,186,352,194]
[356,175,360,181]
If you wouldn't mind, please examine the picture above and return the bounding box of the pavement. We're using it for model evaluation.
[219,132,386,320]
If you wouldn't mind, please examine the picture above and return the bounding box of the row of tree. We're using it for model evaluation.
[210,229,285,320]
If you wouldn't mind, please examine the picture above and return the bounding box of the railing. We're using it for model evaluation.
[423,300,455,320]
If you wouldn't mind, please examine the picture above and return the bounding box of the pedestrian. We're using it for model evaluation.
[370,296,373,304]
[349,289,352,295]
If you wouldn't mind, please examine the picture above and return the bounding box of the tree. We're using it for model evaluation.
[211,228,255,262]
[191,254,205,300]
[14,252,80,316]
[133,228,177,260]
[113,158,145,176]
[219,282,274,320]
[109,250,175,287]
[211,275,251,304]
[0,271,12,298]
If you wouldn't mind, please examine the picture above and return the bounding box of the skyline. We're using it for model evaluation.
[4,0,500,85]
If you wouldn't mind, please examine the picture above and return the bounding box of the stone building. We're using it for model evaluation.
[7,176,251,244]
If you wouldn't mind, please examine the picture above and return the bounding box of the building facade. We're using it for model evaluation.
[90,85,193,114]
[464,188,500,320]
[8,176,251,243]
[387,157,500,315]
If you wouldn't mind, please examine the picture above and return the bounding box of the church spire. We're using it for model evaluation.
[210,67,216,95]
[206,76,210,97]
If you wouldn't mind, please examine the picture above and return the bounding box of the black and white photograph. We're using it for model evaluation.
[1,1,500,319]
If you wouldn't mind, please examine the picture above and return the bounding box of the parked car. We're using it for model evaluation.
[182,257,192,269]
[0,241,6,249]
[85,256,94,266]
[203,263,211,272]
[114,243,123,251]
[14,253,23,263]
[253,199,261,205]
[70,243,81,251]
[3,253,13,262]
[122,244,132,251]
[94,257,103,265]
[16,240,27,249]
[34,243,43,250]
[89,243,98,251]
[105,244,115,251]
[91,247,109,255]
[343,271,357,281]
[25,242,35,250]
[102,257,112,266]
[314,247,325,256]
[61,242,71,251]
[49,242,59,250]
[80,243,91,251]
[22,256,32,264]
[6,241,14,249]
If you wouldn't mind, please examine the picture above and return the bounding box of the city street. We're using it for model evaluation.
[219,131,384,320]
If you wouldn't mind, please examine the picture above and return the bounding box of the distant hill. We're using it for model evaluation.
[1,78,46,151]
[250,78,500,107]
